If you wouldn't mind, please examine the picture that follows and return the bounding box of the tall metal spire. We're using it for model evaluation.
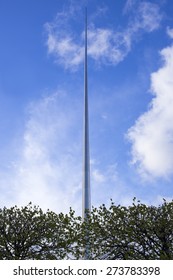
[82,7,91,260]
[82,7,91,221]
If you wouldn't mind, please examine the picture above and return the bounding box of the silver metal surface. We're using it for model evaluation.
[82,8,91,260]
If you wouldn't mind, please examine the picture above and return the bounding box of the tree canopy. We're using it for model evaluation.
[0,199,173,259]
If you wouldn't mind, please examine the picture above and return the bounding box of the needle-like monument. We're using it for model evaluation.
[82,7,91,259]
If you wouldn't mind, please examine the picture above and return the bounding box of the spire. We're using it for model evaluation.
[82,7,91,260]
[82,7,91,221]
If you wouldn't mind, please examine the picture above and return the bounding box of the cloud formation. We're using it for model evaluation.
[0,92,83,213]
[0,91,123,213]
[167,27,173,39]
[127,42,173,179]
[124,0,161,32]
[45,1,162,69]
[17,93,81,209]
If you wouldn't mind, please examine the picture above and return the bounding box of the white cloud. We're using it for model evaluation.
[92,169,106,183]
[0,91,124,213]
[47,33,84,70]
[0,92,83,214]
[90,162,139,209]
[123,0,137,13]
[167,27,173,39]
[130,1,162,32]
[45,1,162,69]
[127,44,173,179]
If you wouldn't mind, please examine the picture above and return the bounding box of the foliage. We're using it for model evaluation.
[0,203,79,259]
[0,199,173,259]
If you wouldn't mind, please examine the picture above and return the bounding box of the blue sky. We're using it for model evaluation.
[0,0,173,214]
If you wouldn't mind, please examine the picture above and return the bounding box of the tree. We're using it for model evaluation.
[116,199,173,259]
[0,203,79,259]
[0,199,173,259]
[76,202,131,259]
[77,199,173,260]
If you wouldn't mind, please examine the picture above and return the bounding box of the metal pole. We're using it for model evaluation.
[82,7,91,259]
